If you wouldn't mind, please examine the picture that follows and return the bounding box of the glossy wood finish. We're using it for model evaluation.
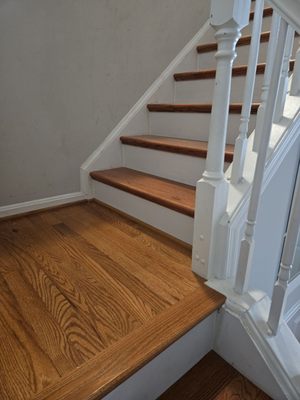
[0,202,225,400]
[197,31,271,54]
[174,60,295,81]
[159,351,271,400]
[90,167,196,217]
[120,135,235,162]
[147,103,260,114]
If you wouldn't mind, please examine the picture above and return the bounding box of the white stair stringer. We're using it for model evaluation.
[92,180,194,244]
[212,283,300,400]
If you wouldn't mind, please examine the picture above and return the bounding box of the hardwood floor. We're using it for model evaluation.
[0,202,224,400]
[159,351,272,400]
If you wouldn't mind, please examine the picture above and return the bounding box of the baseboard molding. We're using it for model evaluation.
[0,192,87,220]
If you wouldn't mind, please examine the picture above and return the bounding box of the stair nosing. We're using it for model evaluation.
[120,135,234,162]
[90,168,195,217]
[174,60,295,82]
[147,103,260,114]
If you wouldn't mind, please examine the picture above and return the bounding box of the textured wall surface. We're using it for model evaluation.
[0,0,210,206]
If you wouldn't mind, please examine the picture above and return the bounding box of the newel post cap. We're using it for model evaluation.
[210,0,251,29]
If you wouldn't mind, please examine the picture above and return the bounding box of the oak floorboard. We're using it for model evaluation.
[57,203,198,296]
[159,351,271,400]
[0,202,225,400]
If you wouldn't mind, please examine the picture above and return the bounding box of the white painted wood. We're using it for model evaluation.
[192,0,250,278]
[214,292,300,400]
[215,99,300,281]
[253,12,281,152]
[0,192,86,219]
[268,0,300,33]
[104,313,216,400]
[175,73,264,104]
[231,0,264,184]
[149,112,257,145]
[93,181,194,244]
[284,273,300,341]
[122,145,231,186]
[291,40,300,95]
[235,18,289,294]
[268,162,300,335]
[198,40,270,71]
[274,25,295,123]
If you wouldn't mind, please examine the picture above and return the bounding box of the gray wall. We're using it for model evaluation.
[0,0,210,206]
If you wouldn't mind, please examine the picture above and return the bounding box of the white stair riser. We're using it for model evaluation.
[198,41,269,70]
[104,314,217,400]
[122,145,231,186]
[149,112,257,144]
[93,181,194,244]
[175,74,264,103]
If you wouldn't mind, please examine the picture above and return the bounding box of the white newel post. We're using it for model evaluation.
[291,40,300,95]
[231,0,264,184]
[268,163,300,335]
[235,19,289,294]
[192,0,250,278]
[273,25,295,123]
[253,12,281,152]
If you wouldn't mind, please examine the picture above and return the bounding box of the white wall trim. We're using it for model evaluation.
[215,100,300,279]
[0,192,87,219]
[213,288,300,400]
[226,294,300,399]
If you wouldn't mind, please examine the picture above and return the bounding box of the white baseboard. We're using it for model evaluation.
[0,192,87,219]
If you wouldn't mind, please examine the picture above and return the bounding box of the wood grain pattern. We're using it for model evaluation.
[90,167,196,217]
[147,103,260,114]
[174,60,295,81]
[120,135,235,162]
[197,31,271,54]
[33,290,225,400]
[0,203,225,400]
[159,351,271,400]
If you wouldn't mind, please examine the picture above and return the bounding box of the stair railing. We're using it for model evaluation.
[231,0,264,184]
[273,25,295,122]
[252,11,281,153]
[192,0,300,281]
[192,0,251,278]
[234,16,290,294]
[267,162,300,335]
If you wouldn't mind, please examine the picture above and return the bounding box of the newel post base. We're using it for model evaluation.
[192,0,250,279]
[192,177,229,278]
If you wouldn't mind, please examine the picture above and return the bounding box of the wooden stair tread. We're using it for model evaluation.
[147,103,260,114]
[34,291,225,400]
[120,135,235,162]
[159,351,272,400]
[197,31,270,54]
[249,6,273,20]
[90,167,196,217]
[174,60,295,81]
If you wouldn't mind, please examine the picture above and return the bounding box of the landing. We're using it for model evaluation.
[0,202,224,400]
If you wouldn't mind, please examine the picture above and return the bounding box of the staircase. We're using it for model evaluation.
[80,0,300,398]
[87,2,295,246]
